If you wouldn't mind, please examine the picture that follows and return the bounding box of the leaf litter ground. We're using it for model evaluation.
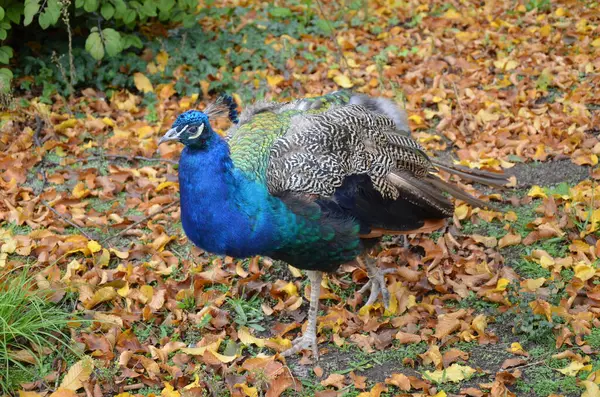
[2,0,600,396]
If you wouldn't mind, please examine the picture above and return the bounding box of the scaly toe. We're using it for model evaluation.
[360,268,395,309]
[282,333,319,360]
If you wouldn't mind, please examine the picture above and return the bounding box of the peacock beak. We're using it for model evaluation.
[158,128,181,145]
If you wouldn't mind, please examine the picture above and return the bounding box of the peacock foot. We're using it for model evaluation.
[358,267,396,309]
[282,332,319,360]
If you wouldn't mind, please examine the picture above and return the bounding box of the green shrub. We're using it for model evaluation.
[0,0,200,91]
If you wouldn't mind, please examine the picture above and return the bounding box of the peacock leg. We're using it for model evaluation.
[357,255,395,309]
[282,270,322,360]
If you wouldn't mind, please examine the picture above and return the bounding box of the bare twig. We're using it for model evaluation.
[101,200,179,244]
[315,0,349,74]
[33,115,43,147]
[451,81,467,122]
[85,154,178,165]
[122,383,144,391]
[33,116,49,195]
[42,200,95,240]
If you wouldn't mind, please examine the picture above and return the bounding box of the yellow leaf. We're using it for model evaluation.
[508,342,527,355]
[161,382,180,397]
[235,383,258,397]
[424,363,476,383]
[333,74,354,88]
[181,340,222,356]
[575,263,596,281]
[555,7,566,16]
[102,117,114,127]
[60,356,94,391]
[442,8,461,19]
[183,374,202,390]
[408,114,424,125]
[471,314,487,335]
[117,282,130,297]
[87,240,101,254]
[493,58,518,71]
[156,51,169,71]
[48,389,78,397]
[18,392,43,397]
[433,392,447,397]
[133,72,154,93]
[84,287,117,309]
[557,361,587,376]
[140,285,154,303]
[455,204,470,220]
[156,181,177,192]
[110,248,129,259]
[539,24,552,37]
[72,182,90,199]
[282,282,298,297]
[55,119,78,132]
[582,380,600,397]
[210,351,237,363]
[238,327,265,347]
[592,38,600,47]
[137,125,154,139]
[494,278,510,292]
[288,265,303,278]
[523,278,546,291]
[266,74,285,88]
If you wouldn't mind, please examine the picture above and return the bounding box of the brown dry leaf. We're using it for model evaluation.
[501,358,527,369]
[60,356,94,391]
[320,373,346,389]
[384,373,411,391]
[498,233,522,248]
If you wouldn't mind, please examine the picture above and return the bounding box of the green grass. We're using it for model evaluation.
[226,293,266,332]
[0,270,80,394]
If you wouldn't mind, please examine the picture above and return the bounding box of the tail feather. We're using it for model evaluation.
[425,175,501,211]
[387,172,454,217]
[432,160,509,188]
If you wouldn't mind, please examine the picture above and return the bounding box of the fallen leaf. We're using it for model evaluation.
[60,356,94,391]
[424,363,476,383]
[133,72,154,93]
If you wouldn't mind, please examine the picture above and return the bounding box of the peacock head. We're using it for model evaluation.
[159,110,213,147]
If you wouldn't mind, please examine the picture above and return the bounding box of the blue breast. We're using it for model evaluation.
[178,138,297,257]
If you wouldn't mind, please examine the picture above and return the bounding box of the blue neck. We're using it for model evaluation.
[178,133,296,257]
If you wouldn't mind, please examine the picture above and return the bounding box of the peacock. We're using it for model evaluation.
[158,90,508,359]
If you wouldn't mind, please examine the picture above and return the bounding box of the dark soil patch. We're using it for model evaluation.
[506,160,590,188]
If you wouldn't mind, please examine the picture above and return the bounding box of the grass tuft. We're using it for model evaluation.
[0,270,79,393]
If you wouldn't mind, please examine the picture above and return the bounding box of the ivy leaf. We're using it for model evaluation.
[23,0,41,26]
[0,46,13,64]
[0,28,6,40]
[101,3,115,19]
[122,34,143,49]
[269,7,292,18]
[83,0,99,13]
[85,30,104,60]
[6,3,21,24]
[38,0,61,29]
[0,68,12,92]
[141,0,157,17]
[157,0,175,13]
[123,9,136,24]
[102,28,123,57]
[0,6,5,21]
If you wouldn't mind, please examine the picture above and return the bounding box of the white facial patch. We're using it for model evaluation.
[188,123,205,140]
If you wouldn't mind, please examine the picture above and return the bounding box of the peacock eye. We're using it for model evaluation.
[187,126,198,134]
